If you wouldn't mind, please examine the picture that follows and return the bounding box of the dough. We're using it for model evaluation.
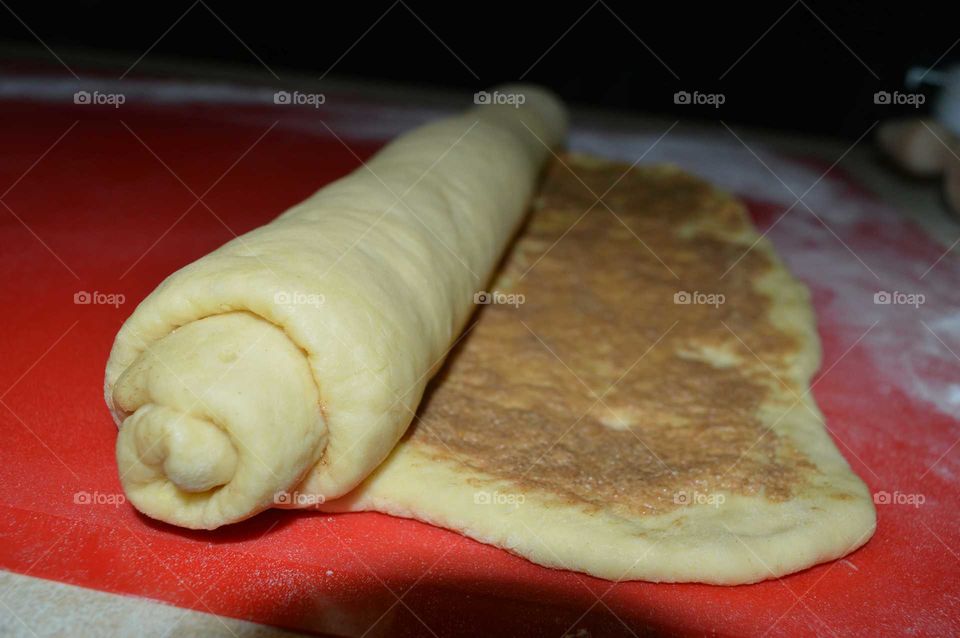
[318,156,877,585]
[105,85,568,529]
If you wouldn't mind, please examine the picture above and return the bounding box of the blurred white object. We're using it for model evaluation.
[907,64,960,137]
[877,65,960,217]
[876,118,948,177]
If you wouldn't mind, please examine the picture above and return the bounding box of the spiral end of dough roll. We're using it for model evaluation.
[111,312,326,529]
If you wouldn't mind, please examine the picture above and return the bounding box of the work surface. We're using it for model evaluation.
[1,71,959,637]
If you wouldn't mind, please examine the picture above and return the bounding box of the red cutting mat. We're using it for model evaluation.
[1,85,958,637]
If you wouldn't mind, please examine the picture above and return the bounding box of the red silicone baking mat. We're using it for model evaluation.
[1,78,958,637]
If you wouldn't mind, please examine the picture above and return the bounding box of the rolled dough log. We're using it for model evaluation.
[105,85,567,529]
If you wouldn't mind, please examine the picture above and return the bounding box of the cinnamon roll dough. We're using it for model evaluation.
[105,93,875,585]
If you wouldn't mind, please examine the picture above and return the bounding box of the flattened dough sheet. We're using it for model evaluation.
[319,155,877,585]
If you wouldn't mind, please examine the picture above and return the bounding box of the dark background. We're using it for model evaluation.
[0,0,956,138]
